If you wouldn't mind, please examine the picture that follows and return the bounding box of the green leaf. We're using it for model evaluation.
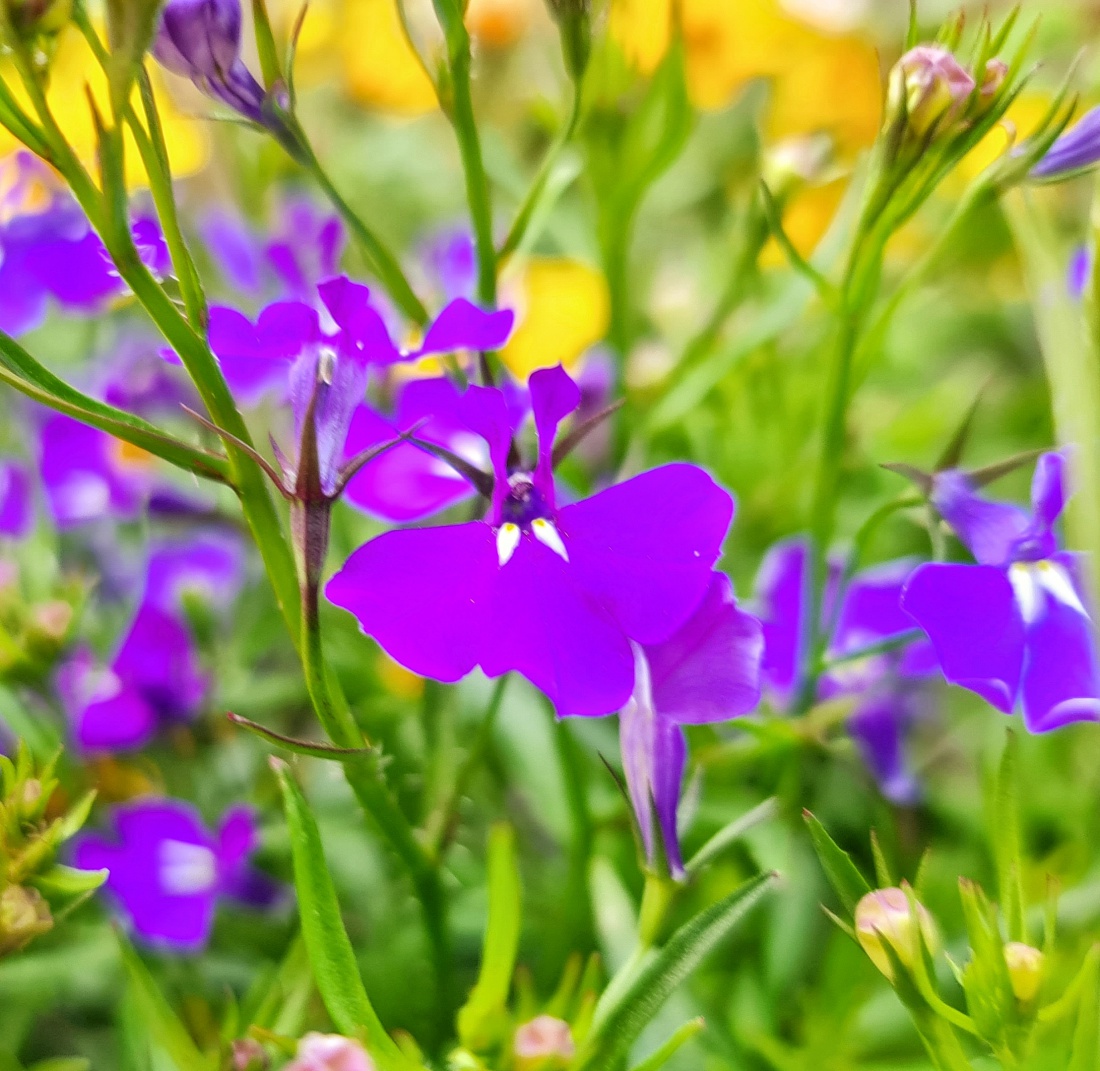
[802,811,871,916]
[1070,947,1100,1071]
[627,1017,704,1071]
[272,759,423,1071]
[574,871,776,1071]
[993,730,1027,943]
[28,1060,91,1071]
[118,934,213,1071]
[30,865,107,920]
[457,824,522,1049]
[227,712,375,762]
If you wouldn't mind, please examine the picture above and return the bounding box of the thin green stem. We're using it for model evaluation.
[499,88,582,262]
[553,711,596,955]
[297,141,428,325]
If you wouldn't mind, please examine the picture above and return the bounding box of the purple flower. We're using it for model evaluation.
[326,365,733,715]
[620,574,763,875]
[902,451,1100,732]
[153,0,270,127]
[754,539,936,803]
[145,534,246,613]
[39,413,154,528]
[101,336,198,418]
[58,603,208,752]
[1032,105,1100,180]
[1068,247,1092,301]
[73,799,277,952]
[420,226,477,302]
[0,461,31,538]
[201,199,345,300]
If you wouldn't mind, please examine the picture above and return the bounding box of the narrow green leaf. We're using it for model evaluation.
[272,759,422,1071]
[574,872,776,1071]
[1070,947,1100,1071]
[31,864,108,920]
[993,730,1027,943]
[118,934,212,1071]
[870,831,892,890]
[457,824,522,1049]
[228,712,375,762]
[627,1017,704,1071]
[802,811,871,915]
[686,797,778,875]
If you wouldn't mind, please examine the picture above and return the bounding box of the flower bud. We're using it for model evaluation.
[286,1034,374,1071]
[5,0,72,38]
[1004,942,1043,1004]
[231,1039,268,1071]
[0,885,52,955]
[763,134,835,201]
[855,887,939,980]
[981,59,1008,98]
[514,1016,575,1066]
[886,46,975,139]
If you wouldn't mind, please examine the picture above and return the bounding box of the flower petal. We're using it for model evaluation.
[901,563,1024,712]
[849,691,921,805]
[753,538,808,707]
[113,604,208,721]
[460,384,517,519]
[560,463,733,646]
[645,573,763,724]
[419,298,514,355]
[529,364,580,500]
[931,470,1032,566]
[480,535,635,715]
[326,522,495,683]
[1020,578,1100,732]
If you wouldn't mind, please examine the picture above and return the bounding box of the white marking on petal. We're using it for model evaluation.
[1009,562,1041,624]
[531,518,569,561]
[496,522,521,566]
[1038,560,1089,617]
[158,840,218,896]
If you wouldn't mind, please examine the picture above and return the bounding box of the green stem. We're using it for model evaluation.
[553,712,596,955]
[445,29,497,307]
[295,135,428,326]
[498,87,582,262]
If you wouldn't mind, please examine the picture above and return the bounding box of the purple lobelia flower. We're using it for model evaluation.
[901,451,1100,732]
[73,799,279,952]
[327,365,734,715]
[153,0,276,131]
[201,199,345,301]
[145,533,246,613]
[620,573,763,875]
[754,539,936,803]
[1032,105,1100,180]
[0,461,32,539]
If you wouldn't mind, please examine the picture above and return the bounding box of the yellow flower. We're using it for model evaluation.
[500,258,610,379]
[0,26,208,187]
[337,0,438,114]
[609,0,881,153]
[378,655,425,699]
[465,0,540,50]
[957,93,1060,184]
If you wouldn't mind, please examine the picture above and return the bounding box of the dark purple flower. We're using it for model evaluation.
[58,602,207,752]
[145,533,246,613]
[754,539,936,803]
[1032,105,1100,180]
[102,336,198,417]
[620,573,763,875]
[73,800,277,952]
[902,451,1100,732]
[153,0,268,126]
[420,226,477,302]
[1069,247,1091,301]
[201,199,345,300]
[326,365,733,715]
[0,461,32,538]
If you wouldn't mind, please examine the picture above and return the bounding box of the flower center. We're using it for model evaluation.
[1008,560,1088,624]
[495,474,568,566]
[158,840,219,896]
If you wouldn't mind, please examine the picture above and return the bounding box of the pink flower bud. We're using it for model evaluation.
[855,887,939,980]
[887,45,975,137]
[286,1034,375,1071]
[514,1016,576,1064]
[981,59,1008,98]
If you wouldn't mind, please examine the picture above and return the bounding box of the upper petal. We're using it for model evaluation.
[480,535,635,715]
[325,522,496,683]
[418,298,514,355]
[931,470,1032,566]
[901,562,1024,713]
[529,364,581,501]
[644,573,763,724]
[560,463,734,646]
[752,538,808,706]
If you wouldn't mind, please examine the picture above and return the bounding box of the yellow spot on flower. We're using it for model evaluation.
[337,0,439,115]
[500,258,610,379]
[379,654,424,699]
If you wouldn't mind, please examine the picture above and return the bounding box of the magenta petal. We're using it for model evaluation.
[650,714,687,876]
[901,563,1024,713]
[620,688,655,864]
[419,299,514,355]
[77,680,158,752]
[113,604,207,722]
[931,470,1032,567]
[460,385,516,519]
[481,536,634,715]
[1021,588,1100,732]
[560,464,734,646]
[217,805,257,873]
[1029,451,1067,537]
[644,573,763,724]
[317,275,401,363]
[529,364,580,499]
[753,539,808,706]
[326,523,495,682]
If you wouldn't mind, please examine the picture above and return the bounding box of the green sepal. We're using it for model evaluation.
[802,810,871,915]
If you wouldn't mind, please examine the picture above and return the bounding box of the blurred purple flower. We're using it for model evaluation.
[754,539,936,803]
[153,0,270,127]
[1069,247,1091,300]
[73,799,279,952]
[201,199,345,300]
[1032,105,1100,180]
[327,365,733,715]
[620,573,763,875]
[0,461,32,538]
[101,336,198,417]
[902,451,1100,732]
[420,226,477,302]
[145,533,246,613]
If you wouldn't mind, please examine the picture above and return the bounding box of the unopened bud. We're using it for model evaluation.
[0,885,52,955]
[1004,942,1043,1004]
[30,600,73,642]
[981,59,1008,98]
[231,1038,268,1071]
[855,887,939,980]
[544,0,590,81]
[887,46,975,138]
[763,134,835,200]
[514,1016,575,1065]
[6,0,72,37]
[286,1034,374,1071]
